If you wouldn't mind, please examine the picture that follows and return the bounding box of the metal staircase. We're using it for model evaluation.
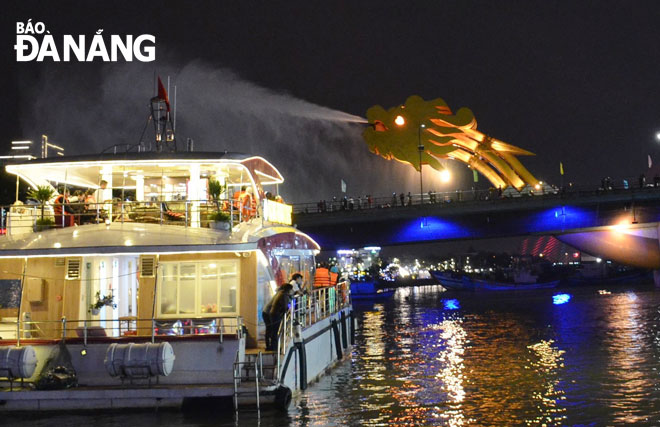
[232,351,278,412]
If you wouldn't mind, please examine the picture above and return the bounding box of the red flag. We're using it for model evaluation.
[157,77,170,112]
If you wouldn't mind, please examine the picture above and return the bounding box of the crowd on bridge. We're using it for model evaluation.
[303,175,660,216]
[316,195,374,212]
[313,188,501,213]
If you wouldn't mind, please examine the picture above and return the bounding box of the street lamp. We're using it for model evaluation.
[440,169,450,183]
[418,124,425,205]
[394,115,427,205]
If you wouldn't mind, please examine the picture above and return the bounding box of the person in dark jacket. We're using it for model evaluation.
[262,300,273,350]
[263,284,293,351]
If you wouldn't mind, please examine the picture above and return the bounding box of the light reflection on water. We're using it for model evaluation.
[291,283,660,426]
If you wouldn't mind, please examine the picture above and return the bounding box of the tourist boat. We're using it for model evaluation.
[0,150,354,412]
[432,271,558,291]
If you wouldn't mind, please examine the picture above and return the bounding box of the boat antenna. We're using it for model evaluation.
[149,75,177,152]
[173,84,177,132]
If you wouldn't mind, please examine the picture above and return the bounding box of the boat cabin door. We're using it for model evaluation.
[81,256,138,337]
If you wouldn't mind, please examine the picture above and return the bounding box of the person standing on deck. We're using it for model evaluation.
[289,272,306,323]
[289,273,305,295]
[265,283,293,351]
[54,189,75,227]
[314,263,331,288]
[94,180,109,205]
[240,187,255,220]
[262,294,274,350]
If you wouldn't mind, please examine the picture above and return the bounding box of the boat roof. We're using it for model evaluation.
[0,222,318,257]
[5,151,252,165]
[5,151,284,189]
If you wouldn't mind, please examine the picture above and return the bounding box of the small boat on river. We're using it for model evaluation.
[350,280,395,300]
[432,271,559,291]
[432,272,474,291]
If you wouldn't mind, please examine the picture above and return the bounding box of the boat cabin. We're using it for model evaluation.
[0,152,318,348]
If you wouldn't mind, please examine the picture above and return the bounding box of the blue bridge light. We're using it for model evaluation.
[552,293,571,305]
[528,206,596,233]
[443,299,460,310]
[395,217,471,244]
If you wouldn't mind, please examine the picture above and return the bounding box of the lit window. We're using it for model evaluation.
[158,260,239,317]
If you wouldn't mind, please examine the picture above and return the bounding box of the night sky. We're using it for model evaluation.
[3,1,660,202]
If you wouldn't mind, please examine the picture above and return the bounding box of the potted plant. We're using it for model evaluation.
[208,179,223,209]
[35,218,55,232]
[28,185,55,231]
[90,291,116,315]
[209,210,231,230]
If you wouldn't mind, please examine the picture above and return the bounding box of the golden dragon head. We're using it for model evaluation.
[363,95,539,190]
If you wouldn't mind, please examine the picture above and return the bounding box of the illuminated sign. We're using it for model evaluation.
[263,199,292,225]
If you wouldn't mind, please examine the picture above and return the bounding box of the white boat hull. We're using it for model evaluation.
[0,307,354,412]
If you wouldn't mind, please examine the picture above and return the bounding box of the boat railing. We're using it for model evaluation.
[288,281,350,329]
[3,315,244,346]
[275,310,292,382]
[0,198,263,236]
[275,281,350,380]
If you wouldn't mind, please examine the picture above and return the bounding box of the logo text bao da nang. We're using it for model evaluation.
[14,20,156,62]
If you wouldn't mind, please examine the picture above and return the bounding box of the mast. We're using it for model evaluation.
[150,76,176,152]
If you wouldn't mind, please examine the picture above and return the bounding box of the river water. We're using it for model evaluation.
[9,282,660,426]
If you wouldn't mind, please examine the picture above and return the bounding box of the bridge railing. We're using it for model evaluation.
[291,178,660,214]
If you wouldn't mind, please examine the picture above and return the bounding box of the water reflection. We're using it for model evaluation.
[295,285,660,425]
[604,291,655,424]
[359,306,392,424]
[435,318,468,426]
[526,339,566,426]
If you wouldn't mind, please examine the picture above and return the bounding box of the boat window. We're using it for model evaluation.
[301,255,315,289]
[200,263,218,314]
[157,260,240,317]
[179,264,196,314]
[219,263,239,313]
[276,255,301,284]
[160,264,178,315]
[256,251,275,329]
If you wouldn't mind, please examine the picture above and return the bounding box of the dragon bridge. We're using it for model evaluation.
[363,95,540,191]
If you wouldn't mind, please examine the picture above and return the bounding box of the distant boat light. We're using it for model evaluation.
[443,299,460,310]
[553,293,571,305]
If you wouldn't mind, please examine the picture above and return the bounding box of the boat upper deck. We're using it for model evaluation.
[3,151,296,238]
[0,221,320,256]
[6,151,284,191]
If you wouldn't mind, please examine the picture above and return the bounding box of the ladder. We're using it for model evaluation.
[232,351,263,412]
